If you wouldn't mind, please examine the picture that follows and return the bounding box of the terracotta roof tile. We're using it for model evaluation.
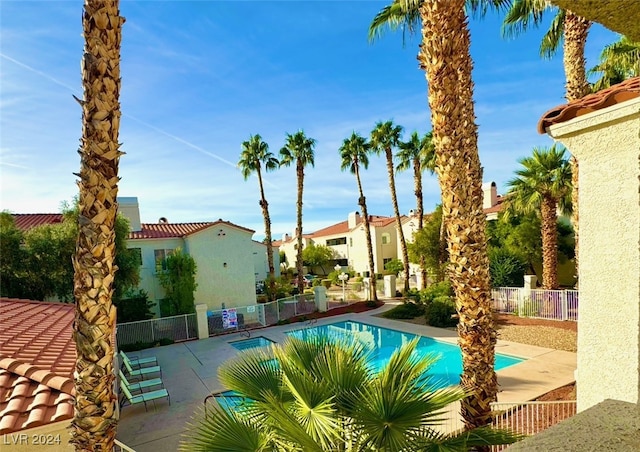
[12,214,63,232]
[0,299,76,434]
[129,219,255,239]
[309,215,398,239]
[538,77,640,133]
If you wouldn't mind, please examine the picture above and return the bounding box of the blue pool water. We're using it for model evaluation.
[229,336,274,351]
[286,320,523,388]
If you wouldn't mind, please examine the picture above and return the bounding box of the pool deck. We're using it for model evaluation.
[116,302,577,451]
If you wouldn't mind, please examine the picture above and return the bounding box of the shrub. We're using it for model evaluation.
[425,296,457,328]
[312,278,323,287]
[321,279,332,289]
[419,280,454,304]
[384,258,403,276]
[382,302,426,319]
[114,289,154,323]
[489,248,526,288]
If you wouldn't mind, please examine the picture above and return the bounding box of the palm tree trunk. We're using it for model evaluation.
[385,148,410,293]
[540,197,559,290]
[563,11,590,289]
[295,161,305,295]
[72,1,124,450]
[355,166,378,302]
[418,0,497,430]
[414,157,428,290]
[257,167,276,298]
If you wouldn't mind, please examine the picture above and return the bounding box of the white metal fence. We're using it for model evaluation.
[116,313,198,348]
[491,288,579,321]
[491,400,577,450]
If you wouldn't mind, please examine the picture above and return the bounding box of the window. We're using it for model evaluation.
[383,258,393,265]
[381,233,391,245]
[326,237,347,246]
[154,249,174,272]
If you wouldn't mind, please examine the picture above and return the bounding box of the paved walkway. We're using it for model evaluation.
[116,302,577,451]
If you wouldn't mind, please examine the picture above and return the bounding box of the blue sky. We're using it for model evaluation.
[0,1,618,240]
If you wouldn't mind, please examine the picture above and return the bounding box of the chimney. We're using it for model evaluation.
[348,211,360,229]
[283,233,290,242]
[482,182,498,209]
[117,197,141,231]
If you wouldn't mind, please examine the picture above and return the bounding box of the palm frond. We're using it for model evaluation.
[540,9,564,59]
[501,0,549,40]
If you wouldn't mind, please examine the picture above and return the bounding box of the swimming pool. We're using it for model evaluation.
[229,336,274,351]
[286,320,523,387]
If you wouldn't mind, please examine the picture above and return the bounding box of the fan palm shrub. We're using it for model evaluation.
[181,336,520,451]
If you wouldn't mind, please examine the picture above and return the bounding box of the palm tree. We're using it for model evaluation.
[181,336,520,451]
[371,0,503,429]
[71,0,124,449]
[589,35,640,91]
[339,132,377,302]
[502,0,591,288]
[396,130,436,289]
[279,131,316,295]
[238,134,279,299]
[370,120,411,293]
[505,145,572,290]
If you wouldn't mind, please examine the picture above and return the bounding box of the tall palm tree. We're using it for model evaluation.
[371,0,504,429]
[502,0,591,288]
[396,130,436,289]
[238,134,279,299]
[589,35,640,91]
[181,336,520,451]
[279,131,316,295]
[339,132,378,302]
[71,0,124,449]
[505,145,572,290]
[370,120,410,293]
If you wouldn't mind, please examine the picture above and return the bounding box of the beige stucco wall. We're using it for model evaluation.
[251,241,280,282]
[3,421,74,451]
[548,97,640,410]
[186,225,257,311]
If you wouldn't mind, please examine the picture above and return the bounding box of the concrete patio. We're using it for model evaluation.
[116,303,577,451]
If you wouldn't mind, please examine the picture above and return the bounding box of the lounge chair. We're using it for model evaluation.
[120,350,158,368]
[119,370,163,392]
[121,353,161,379]
[120,379,170,411]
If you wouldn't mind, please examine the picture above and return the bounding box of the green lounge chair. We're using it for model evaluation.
[119,370,163,392]
[120,350,158,368]
[120,379,170,411]
[121,353,161,379]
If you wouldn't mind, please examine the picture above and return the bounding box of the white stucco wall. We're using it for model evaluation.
[548,97,640,410]
[128,237,183,317]
[186,225,257,310]
[252,240,280,282]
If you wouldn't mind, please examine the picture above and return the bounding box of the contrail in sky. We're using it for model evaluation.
[0,52,258,177]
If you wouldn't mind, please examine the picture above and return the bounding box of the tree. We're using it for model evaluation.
[302,243,335,275]
[238,134,279,298]
[502,0,591,288]
[158,248,198,316]
[396,130,436,288]
[71,0,124,449]
[279,130,316,295]
[339,132,377,302]
[383,258,404,277]
[370,120,410,293]
[180,336,520,451]
[407,205,447,282]
[589,35,640,91]
[369,0,504,429]
[0,212,28,298]
[504,145,572,290]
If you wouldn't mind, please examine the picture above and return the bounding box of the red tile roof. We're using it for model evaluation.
[484,195,506,215]
[538,76,640,133]
[0,299,76,434]
[12,214,63,232]
[309,215,397,239]
[128,219,255,240]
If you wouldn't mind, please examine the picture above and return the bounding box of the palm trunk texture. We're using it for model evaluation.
[385,148,410,293]
[295,162,305,295]
[413,157,428,289]
[356,167,378,302]
[541,197,559,290]
[72,1,124,450]
[563,11,590,289]
[257,168,276,299]
[418,0,497,429]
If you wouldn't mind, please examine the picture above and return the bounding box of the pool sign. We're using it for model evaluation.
[222,308,238,329]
